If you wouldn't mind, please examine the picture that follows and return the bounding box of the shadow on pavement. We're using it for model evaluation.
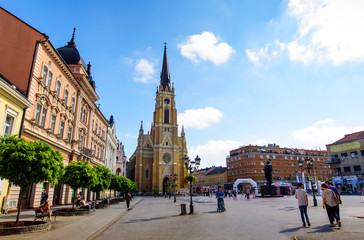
[279,227,302,233]
[203,210,220,214]
[125,215,178,224]
[308,225,334,233]
[277,207,296,211]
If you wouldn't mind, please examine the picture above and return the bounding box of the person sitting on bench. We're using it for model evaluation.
[79,196,91,210]
[35,200,51,221]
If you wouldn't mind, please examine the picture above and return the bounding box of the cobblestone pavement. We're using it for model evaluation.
[1,195,363,240]
[94,195,364,240]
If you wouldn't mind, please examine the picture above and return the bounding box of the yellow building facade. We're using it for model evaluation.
[205,167,228,188]
[128,45,188,194]
[0,74,32,214]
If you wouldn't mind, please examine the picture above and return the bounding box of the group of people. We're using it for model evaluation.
[295,181,342,228]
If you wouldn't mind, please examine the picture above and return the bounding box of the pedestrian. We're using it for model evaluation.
[246,188,250,200]
[251,187,256,198]
[295,183,311,227]
[126,192,132,209]
[321,183,341,227]
[325,181,341,222]
[41,191,48,204]
[164,192,167,198]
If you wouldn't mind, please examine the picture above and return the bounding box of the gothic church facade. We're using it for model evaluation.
[128,45,188,194]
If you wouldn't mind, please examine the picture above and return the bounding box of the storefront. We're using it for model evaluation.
[273,182,292,195]
[332,176,363,193]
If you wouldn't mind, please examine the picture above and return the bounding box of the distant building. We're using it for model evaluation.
[192,167,215,194]
[105,115,118,174]
[116,140,127,176]
[326,131,364,191]
[205,167,228,191]
[226,144,331,194]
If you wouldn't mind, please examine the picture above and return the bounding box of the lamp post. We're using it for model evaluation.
[184,155,201,214]
[168,173,178,202]
[298,157,317,207]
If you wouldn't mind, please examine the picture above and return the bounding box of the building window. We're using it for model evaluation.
[2,112,16,137]
[59,121,65,138]
[46,71,53,88]
[55,81,61,97]
[35,104,41,124]
[64,90,69,105]
[67,127,72,142]
[350,151,358,158]
[164,108,169,123]
[353,165,361,172]
[40,108,47,127]
[343,166,351,173]
[41,65,48,83]
[146,169,149,179]
[71,98,75,111]
[50,115,56,133]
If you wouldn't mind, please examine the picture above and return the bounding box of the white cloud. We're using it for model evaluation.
[293,118,364,147]
[246,40,285,66]
[134,58,156,83]
[178,31,235,65]
[247,0,364,65]
[178,107,223,129]
[189,140,243,168]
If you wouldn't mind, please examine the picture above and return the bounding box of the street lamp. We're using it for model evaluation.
[168,173,178,202]
[184,155,201,214]
[298,157,318,207]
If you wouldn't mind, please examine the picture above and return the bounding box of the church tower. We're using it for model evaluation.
[128,44,188,194]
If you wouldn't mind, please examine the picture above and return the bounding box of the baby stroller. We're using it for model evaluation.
[217,196,226,212]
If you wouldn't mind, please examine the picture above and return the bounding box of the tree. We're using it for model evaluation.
[59,161,97,208]
[109,175,135,195]
[0,135,64,223]
[184,175,197,184]
[89,165,111,200]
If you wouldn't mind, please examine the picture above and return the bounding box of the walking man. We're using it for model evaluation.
[295,183,311,227]
[321,183,341,227]
[126,192,132,209]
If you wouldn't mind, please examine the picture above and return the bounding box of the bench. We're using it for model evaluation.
[34,209,50,221]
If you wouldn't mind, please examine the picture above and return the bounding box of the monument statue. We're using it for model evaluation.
[264,159,273,185]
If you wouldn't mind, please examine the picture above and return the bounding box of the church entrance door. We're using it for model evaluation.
[162,177,169,194]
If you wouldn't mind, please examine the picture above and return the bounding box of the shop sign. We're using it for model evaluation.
[330,141,360,153]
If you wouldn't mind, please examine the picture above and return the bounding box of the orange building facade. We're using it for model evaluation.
[227,144,332,194]
[1,8,112,210]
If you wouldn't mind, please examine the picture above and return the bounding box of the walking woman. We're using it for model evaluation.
[321,183,341,227]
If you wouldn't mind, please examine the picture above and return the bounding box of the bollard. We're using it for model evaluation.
[180,203,186,215]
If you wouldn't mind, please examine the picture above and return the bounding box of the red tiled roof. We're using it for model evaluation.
[331,130,364,145]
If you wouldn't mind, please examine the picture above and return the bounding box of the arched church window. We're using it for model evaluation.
[164,108,169,123]
[146,168,149,179]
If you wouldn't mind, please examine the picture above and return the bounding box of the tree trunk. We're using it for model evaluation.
[16,186,24,224]
[72,187,77,209]
[109,189,112,198]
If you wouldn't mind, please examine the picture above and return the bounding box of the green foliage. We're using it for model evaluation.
[109,175,134,193]
[171,183,178,189]
[184,175,197,184]
[154,188,159,196]
[130,181,138,192]
[89,165,111,193]
[59,161,97,192]
[0,135,64,187]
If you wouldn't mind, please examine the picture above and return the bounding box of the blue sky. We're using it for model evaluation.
[3,0,364,168]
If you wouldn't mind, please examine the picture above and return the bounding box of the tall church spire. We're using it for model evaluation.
[160,43,170,90]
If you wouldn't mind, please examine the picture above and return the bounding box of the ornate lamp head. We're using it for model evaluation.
[195,155,201,166]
